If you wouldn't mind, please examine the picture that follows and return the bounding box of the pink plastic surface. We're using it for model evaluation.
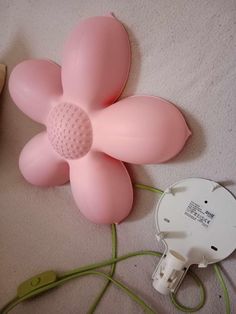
[93,96,191,164]
[9,15,191,224]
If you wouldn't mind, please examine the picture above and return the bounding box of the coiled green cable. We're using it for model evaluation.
[0,184,231,314]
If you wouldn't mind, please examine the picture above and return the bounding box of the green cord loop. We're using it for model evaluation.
[0,183,231,314]
[170,270,206,312]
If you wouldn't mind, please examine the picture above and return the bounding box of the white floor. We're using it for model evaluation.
[0,1,235,313]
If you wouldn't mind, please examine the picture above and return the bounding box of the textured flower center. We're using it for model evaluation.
[47,103,92,159]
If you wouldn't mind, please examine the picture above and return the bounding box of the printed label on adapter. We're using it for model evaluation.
[184,201,215,228]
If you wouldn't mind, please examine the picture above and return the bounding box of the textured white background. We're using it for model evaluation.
[0,0,236,313]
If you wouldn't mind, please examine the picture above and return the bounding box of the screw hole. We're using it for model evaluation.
[164,218,170,223]
[211,245,218,251]
[205,200,208,204]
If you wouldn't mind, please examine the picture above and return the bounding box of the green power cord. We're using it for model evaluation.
[88,223,117,313]
[0,184,231,314]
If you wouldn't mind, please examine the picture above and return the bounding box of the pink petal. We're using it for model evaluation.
[69,152,133,224]
[93,96,191,164]
[19,132,69,186]
[9,59,62,124]
[61,16,130,112]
